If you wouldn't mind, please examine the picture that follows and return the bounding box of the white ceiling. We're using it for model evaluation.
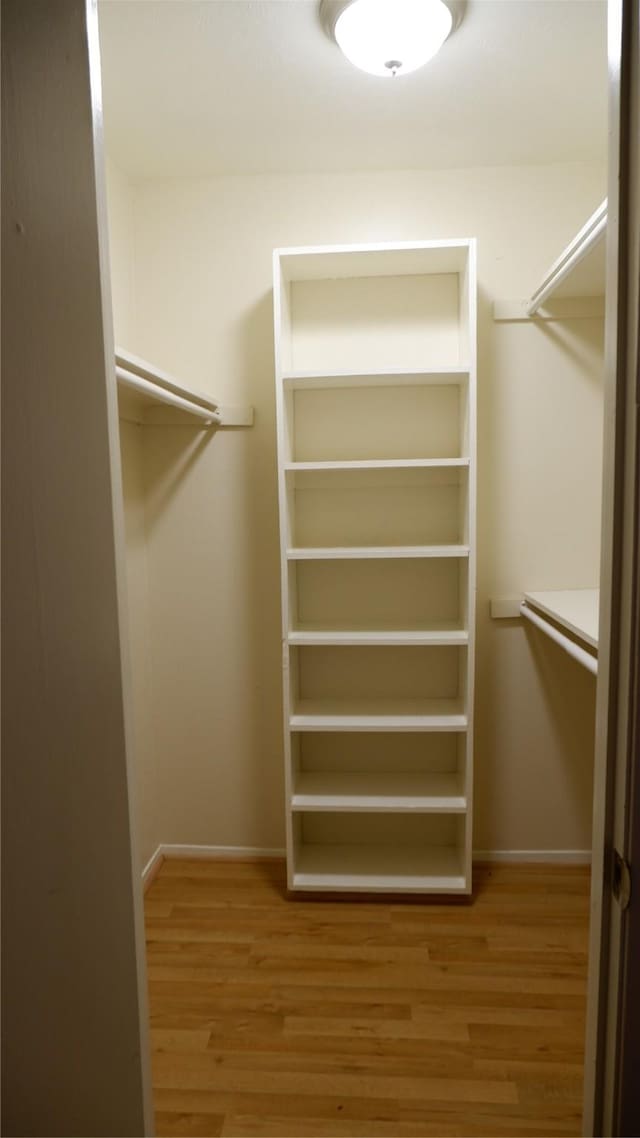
[98,0,607,180]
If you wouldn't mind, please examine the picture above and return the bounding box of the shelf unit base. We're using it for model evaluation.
[292,843,468,894]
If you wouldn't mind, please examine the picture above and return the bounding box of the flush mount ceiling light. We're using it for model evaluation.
[320,0,460,79]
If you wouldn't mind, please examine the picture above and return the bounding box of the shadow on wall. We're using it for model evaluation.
[524,624,596,824]
[140,426,213,533]
[474,615,596,851]
[535,315,605,383]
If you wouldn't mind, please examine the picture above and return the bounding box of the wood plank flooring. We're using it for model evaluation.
[144,858,590,1137]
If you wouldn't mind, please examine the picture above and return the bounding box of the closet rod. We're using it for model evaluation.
[115,366,221,425]
[520,602,598,675]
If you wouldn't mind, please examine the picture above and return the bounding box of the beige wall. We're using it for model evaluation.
[106,158,136,347]
[107,160,605,855]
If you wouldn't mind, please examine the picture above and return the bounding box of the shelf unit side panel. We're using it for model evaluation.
[462,242,477,882]
[273,255,296,878]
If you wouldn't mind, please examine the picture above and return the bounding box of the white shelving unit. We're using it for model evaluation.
[273,239,477,895]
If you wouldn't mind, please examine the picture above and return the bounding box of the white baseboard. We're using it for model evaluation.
[159,843,286,861]
[141,842,591,885]
[473,849,591,865]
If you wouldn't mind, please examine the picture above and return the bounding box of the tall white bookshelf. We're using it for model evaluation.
[273,240,477,895]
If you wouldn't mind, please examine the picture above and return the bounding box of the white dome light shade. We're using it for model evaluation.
[334,0,453,78]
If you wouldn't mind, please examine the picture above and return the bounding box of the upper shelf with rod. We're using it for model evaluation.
[115,347,254,429]
[490,589,599,676]
[493,199,607,322]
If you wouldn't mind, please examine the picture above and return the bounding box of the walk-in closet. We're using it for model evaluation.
[97,2,608,1130]
[6,1,640,1136]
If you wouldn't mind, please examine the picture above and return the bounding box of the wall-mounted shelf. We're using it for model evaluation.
[493,200,607,322]
[115,347,254,428]
[491,589,599,675]
[523,589,599,650]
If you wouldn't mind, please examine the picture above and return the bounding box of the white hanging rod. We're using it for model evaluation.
[115,366,221,426]
[116,347,220,413]
[526,200,607,317]
[520,601,598,676]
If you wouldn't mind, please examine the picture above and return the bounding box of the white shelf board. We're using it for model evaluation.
[292,771,466,813]
[292,843,467,893]
[285,458,469,472]
[287,544,470,561]
[282,367,469,390]
[523,589,599,650]
[288,628,469,647]
[290,698,468,733]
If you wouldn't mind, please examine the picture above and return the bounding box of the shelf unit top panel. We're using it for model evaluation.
[276,240,473,283]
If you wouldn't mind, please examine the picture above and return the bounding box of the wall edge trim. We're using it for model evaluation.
[141,846,165,892]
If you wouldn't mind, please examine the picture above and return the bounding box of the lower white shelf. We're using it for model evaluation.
[292,771,466,812]
[290,698,468,732]
[292,843,468,893]
[287,544,470,561]
[288,628,469,646]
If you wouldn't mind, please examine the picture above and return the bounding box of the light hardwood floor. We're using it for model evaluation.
[144,858,590,1138]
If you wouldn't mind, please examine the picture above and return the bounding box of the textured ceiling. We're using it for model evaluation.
[98,0,607,178]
